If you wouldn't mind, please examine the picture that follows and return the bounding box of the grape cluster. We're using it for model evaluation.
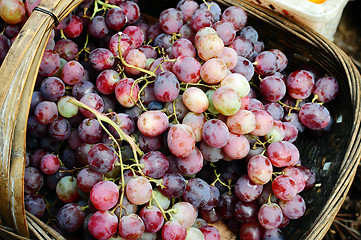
[18,0,340,239]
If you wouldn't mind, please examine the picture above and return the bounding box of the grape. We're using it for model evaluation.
[250,109,274,136]
[167,124,195,158]
[296,166,316,190]
[88,16,109,39]
[139,134,162,152]
[40,76,65,101]
[56,176,79,203]
[77,168,104,193]
[124,48,147,77]
[79,93,104,118]
[212,20,236,45]
[298,102,331,130]
[200,58,228,84]
[247,155,273,185]
[154,71,180,102]
[260,75,287,102]
[28,149,46,168]
[197,34,224,62]
[229,36,254,60]
[119,213,145,239]
[176,146,203,176]
[137,110,169,137]
[56,203,85,232]
[54,39,78,61]
[24,167,44,195]
[267,141,292,168]
[226,109,256,135]
[201,185,220,211]
[312,76,339,102]
[199,141,224,163]
[0,0,26,24]
[39,49,60,77]
[231,56,255,82]
[139,206,164,233]
[283,141,300,167]
[234,200,259,223]
[264,102,284,121]
[24,194,46,219]
[235,175,263,202]
[239,26,259,43]
[222,133,250,160]
[270,49,288,72]
[63,15,83,39]
[40,154,61,175]
[88,143,118,174]
[200,208,221,224]
[119,1,140,24]
[162,220,187,240]
[255,51,278,76]
[171,38,196,58]
[27,115,47,137]
[96,69,121,95]
[115,78,140,108]
[221,73,250,98]
[176,0,199,22]
[202,119,229,148]
[72,80,96,100]
[215,192,238,219]
[239,222,264,240]
[159,8,184,34]
[140,151,169,178]
[212,86,241,116]
[194,27,217,48]
[172,55,201,83]
[109,32,133,57]
[171,202,197,228]
[88,211,118,240]
[219,47,238,70]
[264,120,286,143]
[183,87,209,113]
[160,173,186,198]
[89,48,115,72]
[279,194,306,219]
[183,177,211,208]
[258,203,283,229]
[105,7,126,31]
[57,96,79,118]
[138,45,157,59]
[190,8,214,32]
[286,70,315,100]
[263,228,284,240]
[124,25,145,49]
[182,112,206,142]
[89,181,119,211]
[34,101,58,125]
[151,189,171,210]
[221,5,247,31]
[282,122,298,143]
[108,113,136,137]
[126,176,153,205]
[272,175,298,201]
[199,225,221,240]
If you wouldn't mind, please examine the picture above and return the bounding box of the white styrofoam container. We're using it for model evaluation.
[244,0,349,40]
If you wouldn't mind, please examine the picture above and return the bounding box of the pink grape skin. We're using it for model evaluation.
[200,58,228,84]
[96,69,120,95]
[235,175,263,202]
[54,39,78,61]
[219,47,238,71]
[179,23,196,43]
[202,119,230,148]
[248,98,265,111]
[283,141,300,167]
[138,45,157,59]
[176,0,199,22]
[176,146,203,176]
[265,120,286,143]
[78,118,103,144]
[283,122,298,143]
[90,181,119,211]
[160,172,186,198]
[194,27,217,48]
[162,220,187,240]
[298,102,331,130]
[123,25,145,49]
[39,49,60,77]
[118,213,145,239]
[221,5,247,31]
[88,211,118,240]
[172,55,201,83]
[196,33,224,61]
[123,48,147,77]
[61,60,84,85]
[72,80,95,100]
[24,167,44,195]
[105,7,126,31]
[264,102,284,121]
[221,73,250,99]
[272,175,298,201]
[258,203,283,230]
[199,225,221,240]
[140,151,169,178]
[89,48,115,72]
[270,49,288,72]
[183,178,211,208]
[297,166,316,190]
[234,201,259,223]
[40,154,61,175]
[190,8,214,32]
[63,15,83,38]
[167,124,196,158]
[222,133,250,160]
[115,78,140,108]
[212,20,236,45]
[154,71,180,102]
[88,16,109,39]
[172,38,196,58]
[263,228,284,239]
[250,109,274,136]
[118,1,140,24]
[255,51,278,76]
[139,206,164,233]
[137,110,169,137]
[126,176,153,205]
[88,143,118,174]
[79,93,104,118]
[260,75,287,102]
[229,36,254,60]
[40,77,65,102]
[201,185,220,211]
[286,70,315,100]
[283,167,306,193]
[139,134,162,152]
[212,86,241,116]
[279,194,306,219]
[239,222,264,240]
[227,109,256,135]
[34,101,58,125]
[267,141,292,168]
[182,87,209,113]
[77,168,103,193]
[312,76,339,102]
[247,155,273,185]
[171,202,197,228]
[182,112,206,142]
[199,141,224,162]
[108,32,133,57]
[283,112,305,133]
[159,8,183,34]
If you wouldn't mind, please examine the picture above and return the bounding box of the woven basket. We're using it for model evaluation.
[0,0,360,239]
